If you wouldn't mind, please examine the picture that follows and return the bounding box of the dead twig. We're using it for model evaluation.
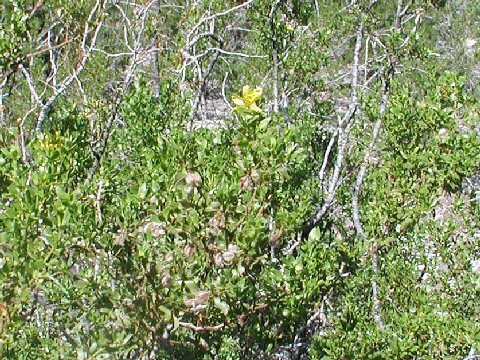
[95,180,104,226]
[178,322,224,332]
[309,17,365,229]
[86,1,155,181]
[351,72,390,331]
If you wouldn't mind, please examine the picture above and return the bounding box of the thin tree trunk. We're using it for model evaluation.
[151,38,161,99]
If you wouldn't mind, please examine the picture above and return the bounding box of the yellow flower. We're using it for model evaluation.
[232,85,263,113]
[286,24,294,32]
[39,131,63,152]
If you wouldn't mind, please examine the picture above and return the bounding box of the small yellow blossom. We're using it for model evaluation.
[286,24,294,32]
[232,85,263,113]
[39,131,63,152]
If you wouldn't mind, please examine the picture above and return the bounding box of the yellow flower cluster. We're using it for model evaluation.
[232,85,263,113]
[39,131,63,152]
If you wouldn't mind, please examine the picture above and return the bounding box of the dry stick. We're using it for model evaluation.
[352,0,414,330]
[186,25,266,123]
[202,47,266,58]
[178,321,224,332]
[189,0,254,37]
[314,0,320,18]
[29,0,44,17]
[0,75,7,126]
[182,1,264,124]
[308,18,364,230]
[73,74,88,107]
[19,0,104,133]
[47,30,58,89]
[318,124,338,188]
[351,73,390,330]
[95,180,104,226]
[222,71,232,111]
[86,69,132,182]
[364,35,370,84]
[23,37,73,60]
[0,94,3,126]
[281,71,291,125]
[395,0,416,34]
[17,118,30,165]
[197,35,222,122]
[399,0,414,20]
[86,1,154,181]
[151,37,161,99]
[291,301,327,359]
[313,3,392,229]
[180,47,266,81]
[189,50,220,127]
[19,65,43,110]
[269,0,281,113]
[464,348,479,360]
[395,0,404,30]
[36,0,104,132]
[181,0,257,79]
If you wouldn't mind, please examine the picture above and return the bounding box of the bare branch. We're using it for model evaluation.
[47,30,58,88]
[222,71,233,111]
[269,0,281,113]
[189,0,254,36]
[17,118,30,165]
[92,48,134,58]
[395,0,404,29]
[95,180,104,226]
[0,86,5,126]
[86,1,155,181]
[309,18,365,228]
[34,0,105,132]
[350,0,423,330]
[19,65,44,109]
[178,321,224,332]
[205,48,267,59]
[180,0,262,124]
[351,73,390,330]
[318,126,338,186]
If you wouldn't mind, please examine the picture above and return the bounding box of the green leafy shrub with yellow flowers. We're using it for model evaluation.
[2,1,480,359]
[0,81,343,358]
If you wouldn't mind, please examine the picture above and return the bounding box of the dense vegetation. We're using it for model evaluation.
[0,0,479,359]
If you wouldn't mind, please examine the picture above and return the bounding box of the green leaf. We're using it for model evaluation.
[258,117,271,130]
[308,227,321,242]
[184,280,199,294]
[214,297,230,316]
[158,305,172,320]
[138,183,147,199]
